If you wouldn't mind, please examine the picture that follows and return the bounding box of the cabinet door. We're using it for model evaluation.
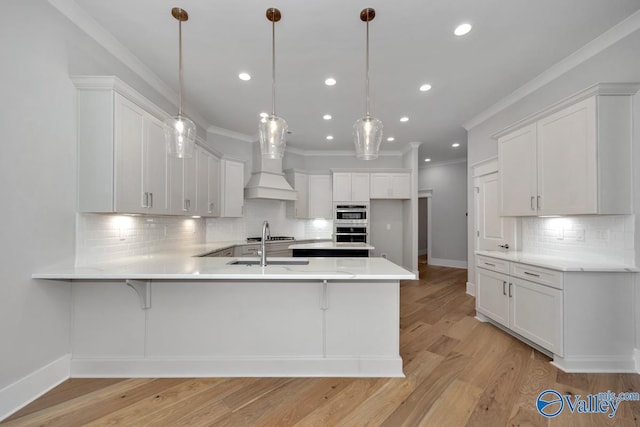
[183,155,197,215]
[195,147,210,216]
[369,173,391,199]
[221,160,244,217]
[510,277,563,356]
[476,268,510,327]
[351,173,370,202]
[294,172,309,218]
[168,155,184,215]
[114,95,146,213]
[498,123,537,216]
[390,173,411,199]
[537,97,597,215]
[208,155,221,216]
[144,117,169,214]
[308,175,332,218]
[332,173,352,201]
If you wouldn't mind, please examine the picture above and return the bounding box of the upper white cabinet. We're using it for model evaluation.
[169,152,197,215]
[195,146,221,217]
[220,159,245,217]
[286,171,333,219]
[497,84,638,216]
[369,172,411,199]
[332,172,370,202]
[76,82,169,215]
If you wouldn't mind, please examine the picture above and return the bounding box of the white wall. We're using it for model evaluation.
[418,160,468,268]
[465,28,640,349]
[370,201,405,265]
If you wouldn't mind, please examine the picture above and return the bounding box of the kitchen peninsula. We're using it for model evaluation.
[34,252,415,378]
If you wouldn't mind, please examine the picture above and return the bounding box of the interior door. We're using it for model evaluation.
[475,172,515,252]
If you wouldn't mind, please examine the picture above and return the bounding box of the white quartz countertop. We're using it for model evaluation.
[475,250,638,272]
[33,254,415,281]
[289,242,374,250]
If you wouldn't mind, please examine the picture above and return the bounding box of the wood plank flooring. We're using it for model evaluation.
[4,262,640,426]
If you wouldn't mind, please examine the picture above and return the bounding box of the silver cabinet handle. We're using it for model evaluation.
[143,192,149,208]
[149,192,153,208]
[508,283,513,298]
[524,271,540,278]
[537,195,542,210]
[530,196,535,210]
[498,244,509,249]
[502,281,506,296]
[484,262,495,267]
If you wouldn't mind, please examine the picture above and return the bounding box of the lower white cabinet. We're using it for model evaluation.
[476,254,636,372]
[476,266,562,355]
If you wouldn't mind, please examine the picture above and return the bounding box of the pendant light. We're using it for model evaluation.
[164,7,196,159]
[353,8,383,160]
[258,8,288,159]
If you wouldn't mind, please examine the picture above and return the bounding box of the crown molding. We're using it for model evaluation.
[206,125,254,143]
[48,0,209,128]
[287,148,404,157]
[419,157,467,169]
[463,9,640,131]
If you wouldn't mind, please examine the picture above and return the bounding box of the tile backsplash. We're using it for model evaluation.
[205,199,333,241]
[522,215,635,264]
[76,213,205,266]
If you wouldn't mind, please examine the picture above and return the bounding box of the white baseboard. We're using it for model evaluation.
[428,258,468,269]
[0,354,71,421]
[71,356,405,378]
[552,355,637,373]
[466,281,476,296]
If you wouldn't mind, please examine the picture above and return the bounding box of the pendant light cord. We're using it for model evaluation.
[365,15,370,118]
[271,11,276,116]
[178,18,184,117]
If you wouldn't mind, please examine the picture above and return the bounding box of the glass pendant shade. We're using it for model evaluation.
[259,114,288,159]
[164,115,196,158]
[353,115,383,160]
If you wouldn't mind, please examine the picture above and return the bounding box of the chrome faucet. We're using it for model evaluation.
[260,220,270,267]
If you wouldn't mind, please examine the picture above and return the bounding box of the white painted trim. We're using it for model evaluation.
[70,357,404,378]
[417,189,433,198]
[470,157,498,177]
[466,281,476,297]
[419,157,467,169]
[635,348,640,373]
[0,354,71,421]
[298,149,403,157]
[206,126,254,143]
[48,0,209,128]
[428,258,468,269]
[463,10,640,131]
[552,355,637,373]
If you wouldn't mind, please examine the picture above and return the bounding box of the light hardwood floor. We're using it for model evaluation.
[3,263,640,426]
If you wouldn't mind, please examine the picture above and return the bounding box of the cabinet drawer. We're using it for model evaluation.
[476,255,509,274]
[510,262,563,290]
[234,244,260,257]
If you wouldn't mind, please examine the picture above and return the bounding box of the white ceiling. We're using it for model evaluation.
[66,0,640,163]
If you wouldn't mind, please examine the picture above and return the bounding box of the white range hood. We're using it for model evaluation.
[244,142,297,201]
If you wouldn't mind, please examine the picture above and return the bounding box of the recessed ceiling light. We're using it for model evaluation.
[323,114,332,120]
[419,84,432,92]
[424,158,431,162]
[452,142,461,148]
[387,137,395,142]
[325,78,337,86]
[238,72,251,81]
[454,23,472,36]
[400,117,409,122]
[326,135,334,140]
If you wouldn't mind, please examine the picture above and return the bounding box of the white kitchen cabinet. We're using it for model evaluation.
[220,159,245,217]
[76,87,169,214]
[285,170,309,218]
[168,151,197,215]
[332,172,369,202]
[497,85,637,216]
[286,171,332,219]
[369,172,411,199]
[195,147,221,217]
[307,174,332,218]
[476,257,563,355]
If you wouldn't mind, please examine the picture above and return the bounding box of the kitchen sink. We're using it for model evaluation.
[227,257,310,266]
